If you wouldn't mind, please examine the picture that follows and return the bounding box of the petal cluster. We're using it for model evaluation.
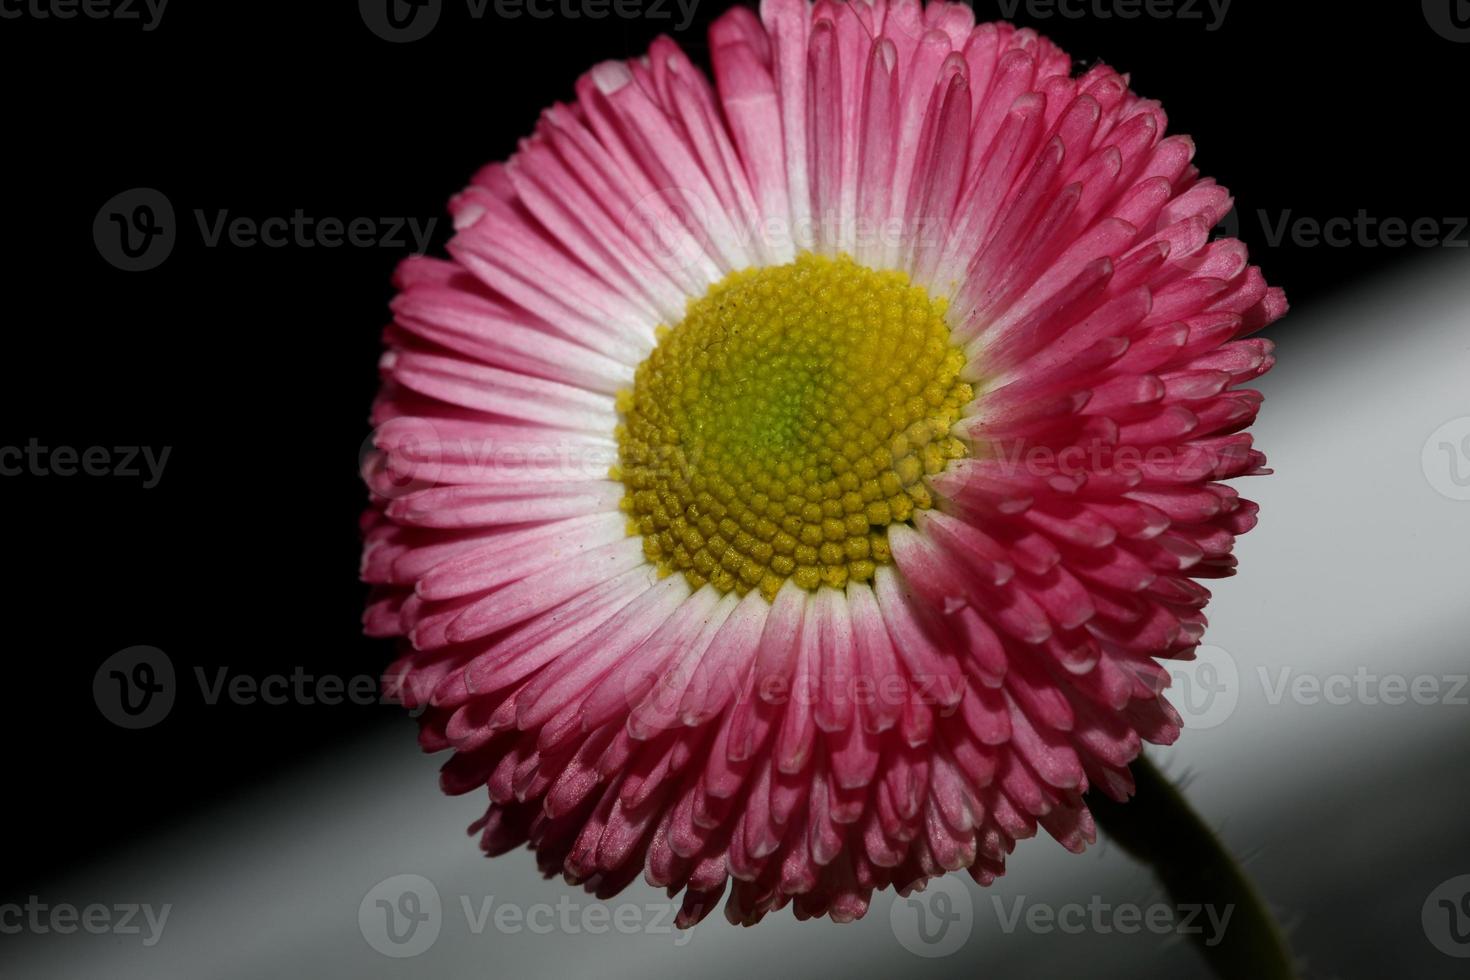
[360,0,1284,927]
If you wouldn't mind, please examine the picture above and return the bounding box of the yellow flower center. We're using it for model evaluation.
[614,253,972,601]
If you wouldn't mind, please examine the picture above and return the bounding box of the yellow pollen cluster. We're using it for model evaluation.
[613,253,972,601]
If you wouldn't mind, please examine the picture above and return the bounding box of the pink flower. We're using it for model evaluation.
[360,0,1285,927]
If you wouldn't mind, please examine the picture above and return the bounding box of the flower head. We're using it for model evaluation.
[361,0,1285,928]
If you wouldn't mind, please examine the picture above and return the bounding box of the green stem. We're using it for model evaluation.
[1085,753,1298,980]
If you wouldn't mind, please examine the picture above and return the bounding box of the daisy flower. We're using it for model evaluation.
[360,0,1285,927]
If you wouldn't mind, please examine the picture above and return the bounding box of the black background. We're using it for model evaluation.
[2,0,1464,901]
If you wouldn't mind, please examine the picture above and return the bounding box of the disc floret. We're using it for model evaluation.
[615,253,972,601]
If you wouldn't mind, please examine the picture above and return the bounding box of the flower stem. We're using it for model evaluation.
[1085,753,1298,980]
